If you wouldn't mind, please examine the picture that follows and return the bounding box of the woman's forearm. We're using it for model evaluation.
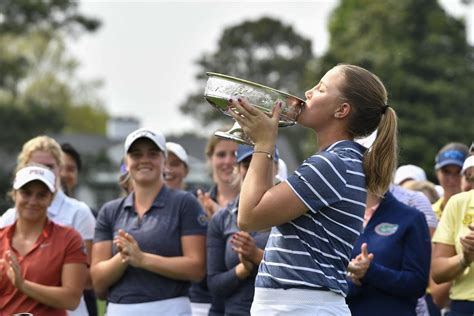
[21,280,83,310]
[91,253,127,295]
[139,253,205,282]
[208,265,248,298]
[432,254,468,284]
[430,278,451,308]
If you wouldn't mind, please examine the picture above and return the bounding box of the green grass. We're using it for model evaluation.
[97,299,106,316]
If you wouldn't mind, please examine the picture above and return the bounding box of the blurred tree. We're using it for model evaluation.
[0,1,106,212]
[0,0,100,92]
[0,31,108,148]
[179,17,315,161]
[0,1,107,149]
[0,0,100,34]
[310,0,474,179]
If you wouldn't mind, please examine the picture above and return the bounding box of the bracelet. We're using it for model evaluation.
[459,255,471,269]
[253,150,273,160]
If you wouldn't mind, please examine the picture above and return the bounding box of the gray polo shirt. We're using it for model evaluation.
[94,185,207,304]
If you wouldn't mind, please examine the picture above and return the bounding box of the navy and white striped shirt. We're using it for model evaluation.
[255,140,367,297]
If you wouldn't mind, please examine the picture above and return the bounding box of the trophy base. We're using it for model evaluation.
[214,122,254,146]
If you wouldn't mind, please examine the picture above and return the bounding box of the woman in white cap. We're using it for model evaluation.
[228,64,398,315]
[394,164,427,187]
[0,165,88,315]
[461,155,474,192]
[0,135,96,316]
[164,142,190,190]
[91,128,207,315]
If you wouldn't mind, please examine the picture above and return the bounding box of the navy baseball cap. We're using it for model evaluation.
[435,149,468,170]
[237,145,279,163]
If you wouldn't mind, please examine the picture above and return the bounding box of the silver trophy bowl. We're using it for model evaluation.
[204,72,306,145]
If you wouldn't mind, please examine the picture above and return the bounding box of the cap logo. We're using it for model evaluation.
[436,149,466,163]
[132,130,155,139]
[29,169,45,176]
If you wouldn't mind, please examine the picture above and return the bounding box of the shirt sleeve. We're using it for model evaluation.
[363,211,431,298]
[179,192,208,236]
[207,211,246,298]
[347,278,365,298]
[72,202,96,241]
[63,228,88,265]
[432,196,459,246]
[0,208,16,228]
[411,191,438,229]
[286,152,346,213]
[93,202,115,243]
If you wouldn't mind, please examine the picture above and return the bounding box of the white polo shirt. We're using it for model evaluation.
[0,190,95,241]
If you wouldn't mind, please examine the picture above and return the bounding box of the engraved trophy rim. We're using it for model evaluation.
[204,72,306,146]
[206,72,305,103]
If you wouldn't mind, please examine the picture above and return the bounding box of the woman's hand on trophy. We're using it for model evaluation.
[228,97,281,148]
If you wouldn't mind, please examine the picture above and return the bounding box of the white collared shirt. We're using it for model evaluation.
[0,190,95,240]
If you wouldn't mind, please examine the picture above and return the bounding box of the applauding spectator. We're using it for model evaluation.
[207,145,272,315]
[0,165,87,315]
[91,128,207,315]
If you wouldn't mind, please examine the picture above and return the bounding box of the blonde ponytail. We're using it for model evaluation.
[363,107,398,197]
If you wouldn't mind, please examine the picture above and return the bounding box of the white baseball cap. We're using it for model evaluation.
[14,166,56,192]
[166,142,189,167]
[394,164,427,185]
[355,130,377,149]
[462,155,474,175]
[124,128,167,156]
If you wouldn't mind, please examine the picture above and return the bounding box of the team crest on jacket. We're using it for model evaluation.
[374,223,399,236]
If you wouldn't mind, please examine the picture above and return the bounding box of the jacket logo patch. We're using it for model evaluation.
[375,223,399,236]
[198,214,209,226]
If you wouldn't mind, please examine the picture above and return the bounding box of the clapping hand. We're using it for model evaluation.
[231,231,260,265]
[460,225,474,264]
[4,250,24,290]
[347,243,374,286]
[114,229,144,267]
[196,189,220,218]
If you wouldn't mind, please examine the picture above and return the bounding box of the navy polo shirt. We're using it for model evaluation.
[207,196,270,315]
[94,185,208,304]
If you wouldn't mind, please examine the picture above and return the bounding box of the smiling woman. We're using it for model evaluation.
[91,128,208,315]
[164,142,189,190]
[0,165,88,315]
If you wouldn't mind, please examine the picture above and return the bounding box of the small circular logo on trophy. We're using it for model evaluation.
[204,72,306,146]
